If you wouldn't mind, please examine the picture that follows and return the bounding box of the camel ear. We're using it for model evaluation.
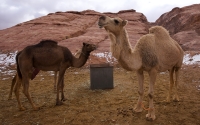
[122,20,128,26]
[83,42,86,46]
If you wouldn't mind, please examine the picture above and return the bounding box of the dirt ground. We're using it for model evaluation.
[0,65,200,125]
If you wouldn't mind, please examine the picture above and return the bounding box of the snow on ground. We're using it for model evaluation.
[0,52,200,77]
[0,51,18,79]
[92,52,117,63]
[0,51,17,66]
[183,53,200,65]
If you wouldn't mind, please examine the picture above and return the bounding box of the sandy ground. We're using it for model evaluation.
[0,65,200,125]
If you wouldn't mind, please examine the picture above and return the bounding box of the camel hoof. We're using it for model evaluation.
[173,95,179,102]
[146,114,156,121]
[61,98,67,102]
[53,88,59,93]
[134,107,143,112]
[164,100,171,104]
[33,106,40,111]
[56,101,64,106]
[19,106,26,111]
[8,97,12,100]
[166,96,171,102]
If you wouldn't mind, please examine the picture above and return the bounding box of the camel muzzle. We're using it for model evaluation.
[98,16,106,28]
[93,45,97,50]
[98,23,103,28]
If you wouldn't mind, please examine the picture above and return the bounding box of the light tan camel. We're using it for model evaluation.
[15,40,96,110]
[98,16,184,120]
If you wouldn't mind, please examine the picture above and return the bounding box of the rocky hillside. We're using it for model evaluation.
[0,9,149,54]
[0,4,199,68]
[156,4,200,51]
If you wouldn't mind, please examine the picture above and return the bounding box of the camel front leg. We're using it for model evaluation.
[134,70,144,112]
[61,77,67,101]
[56,70,65,105]
[22,78,40,110]
[146,69,157,121]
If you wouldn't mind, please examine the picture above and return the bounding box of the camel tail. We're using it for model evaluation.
[16,52,22,79]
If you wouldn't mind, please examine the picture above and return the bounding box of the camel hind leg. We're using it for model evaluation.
[14,74,26,110]
[22,75,40,110]
[166,67,175,102]
[146,69,157,121]
[173,67,180,101]
[166,67,180,102]
[8,74,17,100]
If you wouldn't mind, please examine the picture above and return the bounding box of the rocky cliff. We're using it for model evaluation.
[156,4,200,51]
[0,9,149,54]
[0,4,200,68]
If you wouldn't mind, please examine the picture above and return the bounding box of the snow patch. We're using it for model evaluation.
[93,52,117,63]
[183,54,200,65]
[0,51,18,76]
[0,51,17,66]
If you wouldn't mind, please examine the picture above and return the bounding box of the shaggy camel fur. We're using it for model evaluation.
[98,16,184,120]
[15,40,96,110]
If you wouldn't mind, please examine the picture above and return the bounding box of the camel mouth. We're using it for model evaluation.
[98,24,104,28]
[92,45,97,50]
[98,22,106,28]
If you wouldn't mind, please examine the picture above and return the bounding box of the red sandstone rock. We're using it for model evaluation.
[156,4,200,51]
[0,9,148,54]
[0,4,200,65]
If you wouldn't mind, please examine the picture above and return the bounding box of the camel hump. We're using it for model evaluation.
[149,26,171,40]
[36,40,58,47]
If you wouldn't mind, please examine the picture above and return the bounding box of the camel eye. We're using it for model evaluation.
[114,19,119,25]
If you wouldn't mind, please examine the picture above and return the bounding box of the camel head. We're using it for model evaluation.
[98,15,128,35]
[81,42,96,55]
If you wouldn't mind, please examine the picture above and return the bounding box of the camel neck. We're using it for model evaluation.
[109,28,141,70]
[81,51,90,57]
[109,29,133,58]
[72,50,90,68]
[118,29,133,50]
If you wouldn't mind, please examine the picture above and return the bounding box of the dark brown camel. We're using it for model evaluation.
[8,51,59,100]
[15,40,96,110]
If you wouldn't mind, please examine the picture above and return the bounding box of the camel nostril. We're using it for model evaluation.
[99,16,106,20]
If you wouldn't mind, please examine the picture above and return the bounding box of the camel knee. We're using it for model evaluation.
[14,83,20,94]
[138,91,144,96]
[22,88,29,96]
[148,92,154,99]
[14,87,19,94]
[175,80,179,85]
[23,90,28,96]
